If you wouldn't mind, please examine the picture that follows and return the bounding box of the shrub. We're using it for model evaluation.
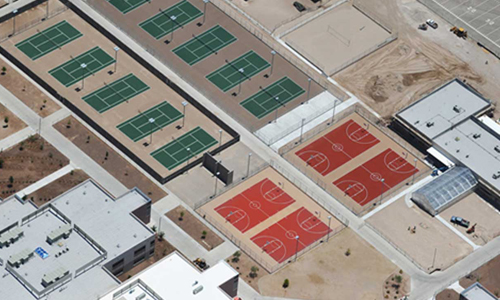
[232,251,241,263]
[151,225,157,232]
[283,279,289,288]
[394,275,402,283]
[179,211,185,221]
[345,248,351,256]
[249,266,259,278]
[158,231,165,241]
[4,116,8,123]
[201,230,207,239]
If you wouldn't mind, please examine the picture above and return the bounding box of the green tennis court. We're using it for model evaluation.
[151,126,217,170]
[240,77,305,119]
[206,50,270,92]
[49,46,115,87]
[173,25,236,65]
[16,21,82,60]
[82,74,149,113]
[139,0,202,40]
[117,101,183,142]
[107,0,149,14]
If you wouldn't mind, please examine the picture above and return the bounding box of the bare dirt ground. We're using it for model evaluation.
[166,205,224,251]
[227,250,269,291]
[435,289,460,300]
[0,135,68,198]
[0,102,26,140]
[334,0,489,120]
[440,193,500,246]
[368,197,473,272]
[54,116,167,202]
[26,169,90,207]
[459,254,500,297]
[117,236,177,282]
[258,228,403,300]
[0,58,60,118]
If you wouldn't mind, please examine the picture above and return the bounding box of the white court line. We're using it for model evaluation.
[436,215,481,250]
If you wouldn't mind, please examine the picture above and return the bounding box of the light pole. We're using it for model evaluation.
[274,97,279,123]
[113,46,120,74]
[198,0,209,26]
[166,15,177,44]
[328,99,337,125]
[294,235,300,262]
[181,101,188,128]
[266,50,276,78]
[245,153,252,179]
[237,68,244,95]
[185,147,192,171]
[12,9,17,36]
[46,0,49,18]
[218,129,223,146]
[379,178,385,205]
[213,171,220,197]
[411,158,417,184]
[327,216,332,242]
[80,63,87,90]
[299,118,305,143]
[305,78,312,104]
[148,117,155,145]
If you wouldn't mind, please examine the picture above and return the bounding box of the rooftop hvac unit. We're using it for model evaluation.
[193,285,204,295]
[136,293,146,300]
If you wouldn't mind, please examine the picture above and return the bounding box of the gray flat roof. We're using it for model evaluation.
[434,118,500,192]
[462,282,497,300]
[397,80,490,140]
[0,198,35,230]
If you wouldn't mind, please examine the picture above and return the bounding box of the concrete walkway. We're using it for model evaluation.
[16,164,74,198]
[0,126,34,151]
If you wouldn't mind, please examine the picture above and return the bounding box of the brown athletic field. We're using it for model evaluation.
[1,9,231,179]
[198,166,344,272]
[84,0,324,131]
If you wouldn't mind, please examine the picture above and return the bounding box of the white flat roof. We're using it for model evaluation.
[434,118,500,192]
[462,283,497,300]
[100,252,238,300]
[397,80,490,140]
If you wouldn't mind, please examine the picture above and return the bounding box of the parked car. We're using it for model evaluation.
[450,216,470,228]
[426,19,438,29]
[293,1,306,12]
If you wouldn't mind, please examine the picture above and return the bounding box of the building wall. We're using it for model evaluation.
[219,274,239,298]
[104,234,156,277]
[132,201,152,225]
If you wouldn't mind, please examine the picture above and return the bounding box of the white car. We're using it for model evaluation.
[426,19,438,29]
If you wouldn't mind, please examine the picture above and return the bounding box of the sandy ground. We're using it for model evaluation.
[1,9,231,178]
[198,166,344,272]
[258,228,402,300]
[84,0,324,131]
[440,193,500,246]
[283,112,429,215]
[435,289,460,300]
[229,0,325,32]
[283,2,392,76]
[227,250,270,292]
[334,0,496,120]
[459,254,500,296]
[368,197,473,272]
[0,102,26,140]
[166,205,224,251]
[54,116,167,203]
[166,142,268,208]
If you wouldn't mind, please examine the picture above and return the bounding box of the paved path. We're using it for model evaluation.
[16,163,74,198]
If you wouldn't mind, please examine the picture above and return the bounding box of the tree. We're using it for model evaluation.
[4,116,8,123]
[231,251,241,263]
[8,176,14,186]
[282,278,289,288]
[19,142,24,151]
[158,231,165,241]
[2,66,6,75]
[201,230,207,239]
[394,275,402,283]
[345,248,351,256]
[179,211,185,221]
[105,151,109,160]
[67,119,71,128]
[249,266,259,278]
[151,225,157,232]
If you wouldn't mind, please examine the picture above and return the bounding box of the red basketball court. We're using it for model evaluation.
[214,179,295,233]
[250,207,332,263]
[333,149,419,206]
[295,120,379,176]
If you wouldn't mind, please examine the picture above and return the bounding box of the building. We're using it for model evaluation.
[461,282,498,300]
[0,180,154,300]
[99,251,239,300]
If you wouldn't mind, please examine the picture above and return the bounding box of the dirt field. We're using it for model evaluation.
[166,205,224,251]
[0,103,26,140]
[54,116,167,202]
[368,197,473,272]
[283,112,430,215]
[436,289,460,300]
[258,228,403,300]
[283,2,392,76]
[440,193,500,246]
[0,135,68,198]
[229,0,326,32]
[0,57,60,118]
[459,254,500,296]
[334,0,486,120]
[2,9,231,179]
[198,166,344,272]
[26,169,90,207]
[227,250,269,291]
[85,0,324,131]
[117,236,177,282]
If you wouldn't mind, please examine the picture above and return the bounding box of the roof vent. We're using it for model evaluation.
[453,105,462,113]
[426,122,434,128]
[473,133,481,139]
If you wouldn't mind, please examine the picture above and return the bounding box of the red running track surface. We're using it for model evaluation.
[251,207,331,263]
[333,148,419,206]
[214,179,295,233]
[295,119,379,176]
